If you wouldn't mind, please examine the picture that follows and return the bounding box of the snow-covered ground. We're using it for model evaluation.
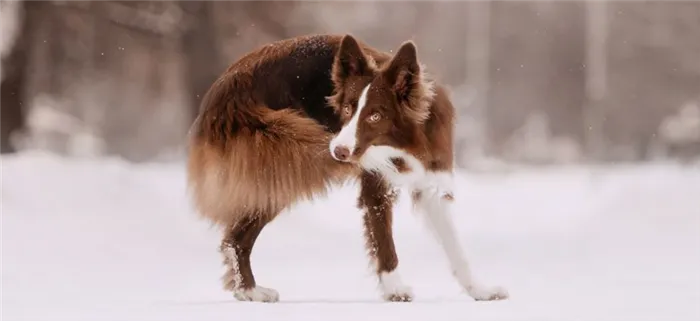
[2,151,699,321]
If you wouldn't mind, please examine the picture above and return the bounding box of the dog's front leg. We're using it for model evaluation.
[412,175,509,301]
[358,171,413,302]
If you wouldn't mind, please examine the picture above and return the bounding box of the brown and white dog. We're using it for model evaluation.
[187,34,508,303]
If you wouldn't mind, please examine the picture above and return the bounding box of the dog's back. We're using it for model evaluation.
[187,35,388,225]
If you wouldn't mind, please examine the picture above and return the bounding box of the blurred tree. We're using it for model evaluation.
[18,1,116,155]
[211,1,299,61]
[1,1,43,153]
[487,1,586,161]
[179,1,221,120]
[179,1,297,122]
[602,1,700,161]
[241,1,295,40]
[18,1,191,161]
[95,0,190,161]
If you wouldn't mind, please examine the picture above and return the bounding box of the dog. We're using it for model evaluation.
[187,34,508,303]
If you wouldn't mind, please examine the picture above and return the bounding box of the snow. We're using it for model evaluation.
[2,151,699,321]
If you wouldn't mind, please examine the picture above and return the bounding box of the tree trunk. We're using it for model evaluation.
[1,1,43,153]
[487,1,586,161]
[179,1,222,122]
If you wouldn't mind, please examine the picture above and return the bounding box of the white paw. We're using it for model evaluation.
[233,286,280,303]
[379,270,414,302]
[382,285,414,302]
[466,284,509,301]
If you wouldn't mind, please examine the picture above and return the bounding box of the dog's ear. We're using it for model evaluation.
[383,41,432,123]
[332,35,371,82]
[384,41,420,101]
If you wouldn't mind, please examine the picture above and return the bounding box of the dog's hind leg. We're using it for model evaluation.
[220,213,278,302]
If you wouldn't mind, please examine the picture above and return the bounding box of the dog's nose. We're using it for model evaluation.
[333,146,351,161]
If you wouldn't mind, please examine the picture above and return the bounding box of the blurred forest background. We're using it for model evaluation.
[1,0,699,169]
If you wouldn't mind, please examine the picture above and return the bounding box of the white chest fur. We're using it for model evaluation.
[359,145,454,195]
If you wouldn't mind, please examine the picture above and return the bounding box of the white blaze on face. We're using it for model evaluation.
[329,84,371,160]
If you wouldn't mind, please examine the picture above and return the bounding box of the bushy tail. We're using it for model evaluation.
[186,75,356,226]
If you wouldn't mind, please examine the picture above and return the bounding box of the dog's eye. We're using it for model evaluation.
[368,112,381,123]
[342,105,352,116]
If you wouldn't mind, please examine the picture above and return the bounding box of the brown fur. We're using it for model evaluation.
[220,215,271,291]
[187,34,457,300]
[187,105,353,225]
[187,35,397,225]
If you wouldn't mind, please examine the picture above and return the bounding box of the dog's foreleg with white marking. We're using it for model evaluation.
[359,171,414,302]
[412,173,508,301]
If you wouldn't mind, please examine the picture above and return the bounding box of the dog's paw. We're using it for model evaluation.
[466,284,509,301]
[233,286,280,303]
[379,270,414,302]
[382,286,414,302]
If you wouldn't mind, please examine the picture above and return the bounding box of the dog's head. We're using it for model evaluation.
[327,35,435,168]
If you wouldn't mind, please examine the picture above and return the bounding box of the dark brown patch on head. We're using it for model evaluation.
[442,193,454,201]
[332,35,374,83]
[327,34,377,122]
[378,41,435,123]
